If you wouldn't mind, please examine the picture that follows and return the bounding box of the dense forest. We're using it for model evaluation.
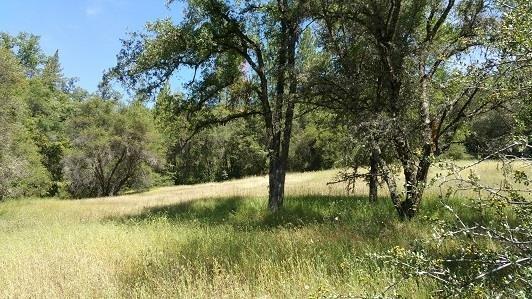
[1,0,531,297]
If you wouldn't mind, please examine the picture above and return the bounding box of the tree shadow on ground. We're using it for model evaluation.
[113,195,402,231]
[112,193,501,233]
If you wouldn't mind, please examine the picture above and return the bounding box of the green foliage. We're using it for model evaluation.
[441,143,470,160]
[289,111,344,171]
[62,98,162,198]
[170,122,268,184]
[465,110,515,157]
[154,84,347,183]
[0,32,45,77]
[0,48,51,199]
[500,0,532,57]
[1,32,78,196]
[155,87,268,184]
[24,77,74,194]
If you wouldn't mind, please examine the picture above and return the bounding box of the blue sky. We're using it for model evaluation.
[0,0,186,93]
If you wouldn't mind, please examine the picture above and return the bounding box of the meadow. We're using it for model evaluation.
[0,161,530,298]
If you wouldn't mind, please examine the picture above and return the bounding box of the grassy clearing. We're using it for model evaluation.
[0,161,529,298]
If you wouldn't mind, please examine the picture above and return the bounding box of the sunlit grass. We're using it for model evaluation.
[0,160,529,298]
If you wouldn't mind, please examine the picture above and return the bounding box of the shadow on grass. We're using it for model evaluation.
[111,194,503,236]
[111,194,516,295]
[113,195,406,231]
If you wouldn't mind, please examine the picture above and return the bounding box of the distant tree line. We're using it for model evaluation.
[0,33,162,199]
[0,31,344,200]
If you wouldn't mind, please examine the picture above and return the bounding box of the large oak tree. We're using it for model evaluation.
[111,0,313,212]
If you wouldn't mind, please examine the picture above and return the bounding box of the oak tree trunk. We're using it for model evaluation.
[369,150,379,202]
[267,0,297,213]
[268,154,284,212]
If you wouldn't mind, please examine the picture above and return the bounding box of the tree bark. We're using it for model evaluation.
[369,150,379,202]
[268,153,284,212]
[395,75,433,219]
[267,0,297,213]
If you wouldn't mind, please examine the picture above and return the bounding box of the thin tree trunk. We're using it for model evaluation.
[396,75,434,219]
[379,160,404,218]
[398,187,423,220]
[369,150,378,202]
[268,0,295,213]
[268,152,284,212]
[371,143,402,212]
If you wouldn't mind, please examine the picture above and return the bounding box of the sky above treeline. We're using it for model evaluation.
[0,0,186,93]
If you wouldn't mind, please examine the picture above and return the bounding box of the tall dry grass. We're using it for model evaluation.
[0,160,529,298]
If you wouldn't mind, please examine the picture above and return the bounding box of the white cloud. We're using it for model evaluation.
[85,6,102,16]
[85,0,129,17]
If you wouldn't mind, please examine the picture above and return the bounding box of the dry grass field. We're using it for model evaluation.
[0,161,530,298]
